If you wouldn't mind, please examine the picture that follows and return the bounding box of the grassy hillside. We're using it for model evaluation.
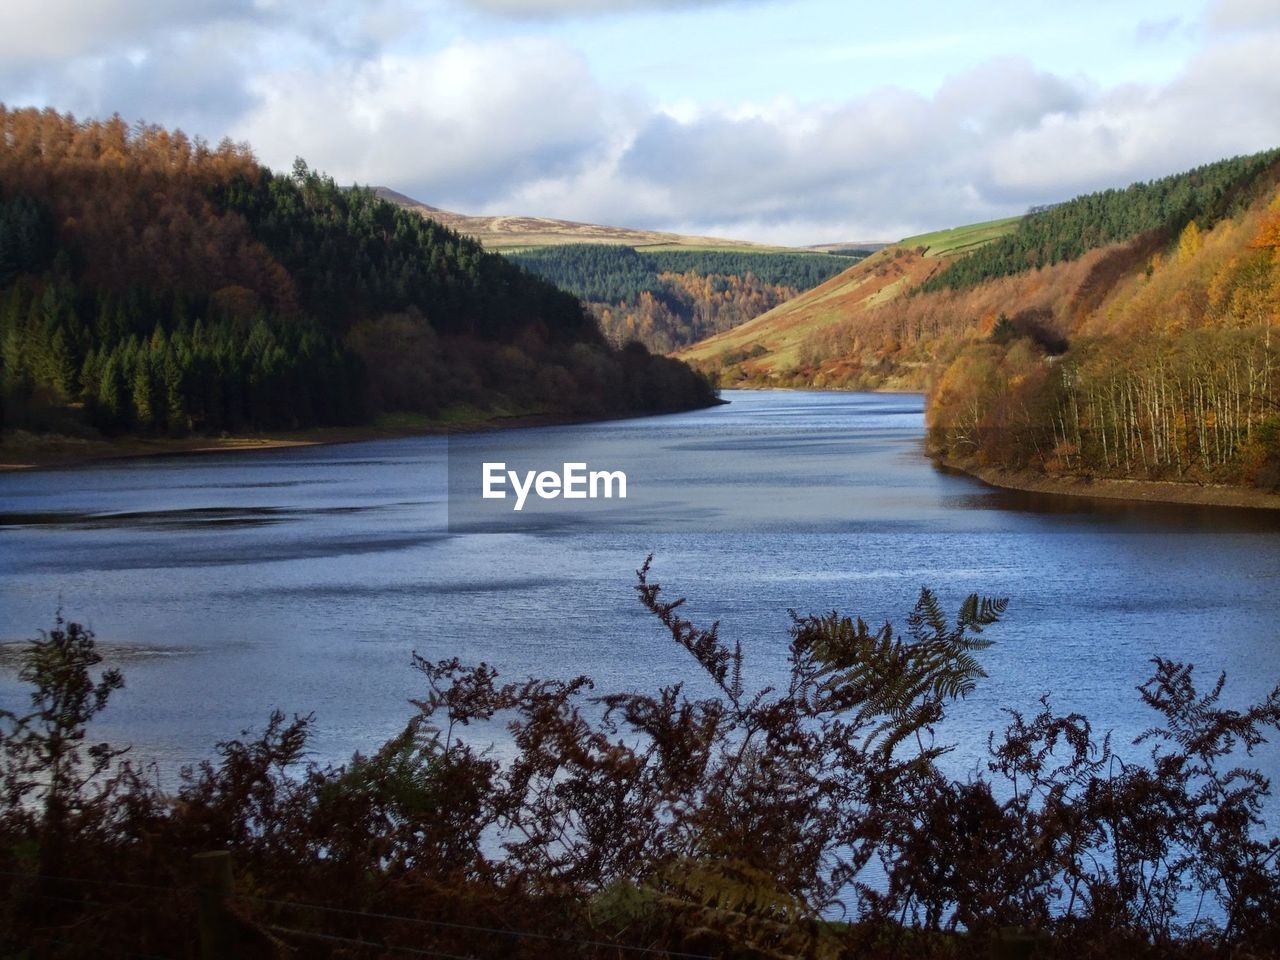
[679,150,1280,491]
[677,244,946,385]
[674,216,1026,385]
[0,107,717,446]
[900,216,1021,257]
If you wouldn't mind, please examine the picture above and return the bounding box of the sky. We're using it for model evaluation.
[1,0,1279,245]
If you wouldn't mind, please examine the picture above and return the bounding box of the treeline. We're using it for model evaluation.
[1,279,360,434]
[922,149,1280,293]
[508,244,860,352]
[644,249,861,289]
[508,244,858,304]
[6,566,1280,957]
[930,328,1280,487]
[507,244,662,304]
[0,106,715,438]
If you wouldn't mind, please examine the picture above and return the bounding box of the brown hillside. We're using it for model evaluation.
[374,187,785,252]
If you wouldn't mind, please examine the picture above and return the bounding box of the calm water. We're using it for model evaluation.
[3,390,1280,787]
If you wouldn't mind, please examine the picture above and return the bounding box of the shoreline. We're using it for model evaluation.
[942,458,1280,511]
[0,404,723,473]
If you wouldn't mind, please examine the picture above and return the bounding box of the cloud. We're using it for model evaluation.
[982,33,1280,202]
[460,0,752,17]
[0,0,255,68]
[234,38,619,204]
[1208,0,1280,31]
[3,25,261,136]
[1134,17,1184,44]
[2,0,1279,245]
[228,27,1280,245]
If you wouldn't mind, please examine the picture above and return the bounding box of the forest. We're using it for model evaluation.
[508,244,862,353]
[0,107,716,440]
[5,562,1280,958]
[928,208,1280,489]
[921,149,1280,293]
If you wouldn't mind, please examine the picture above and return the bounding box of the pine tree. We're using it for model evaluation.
[130,355,155,430]
[96,352,129,432]
[163,347,187,434]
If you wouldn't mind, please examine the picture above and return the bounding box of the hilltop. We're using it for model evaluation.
[680,150,1280,496]
[375,187,788,252]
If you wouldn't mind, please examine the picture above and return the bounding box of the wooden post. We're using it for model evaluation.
[193,850,235,960]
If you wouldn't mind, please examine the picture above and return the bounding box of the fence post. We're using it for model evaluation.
[193,850,235,960]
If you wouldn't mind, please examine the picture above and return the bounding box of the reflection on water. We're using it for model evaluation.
[0,389,1278,798]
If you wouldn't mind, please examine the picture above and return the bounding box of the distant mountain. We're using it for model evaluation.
[374,187,786,252]
[803,241,892,254]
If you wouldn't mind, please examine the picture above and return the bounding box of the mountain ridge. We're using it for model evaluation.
[374,187,795,252]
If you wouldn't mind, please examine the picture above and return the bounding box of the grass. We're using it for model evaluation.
[900,215,1022,257]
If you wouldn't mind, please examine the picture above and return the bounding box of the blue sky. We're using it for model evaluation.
[1,0,1278,244]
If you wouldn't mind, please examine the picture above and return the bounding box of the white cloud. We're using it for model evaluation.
[982,32,1280,201]
[1,0,1278,245]
[234,38,618,202]
[495,29,1280,244]
[0,0,254,67]
[1208,0,1280,31]
[4,24,262,135]
[460,0,752,17]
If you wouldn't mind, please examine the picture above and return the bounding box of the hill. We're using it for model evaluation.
[506,244,865,353]
[679,151,1280,493]
[0,107,716,449]
[804,241,892,254]
[676,215,1025,384]
[376,188,884,355]
[375,187,787,252]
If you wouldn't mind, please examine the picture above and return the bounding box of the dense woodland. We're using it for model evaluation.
[509,244,861,353]
[922,149,1280,293]
[929,204,1280,488]
[5,564,1280,957]
[0,107,715,440]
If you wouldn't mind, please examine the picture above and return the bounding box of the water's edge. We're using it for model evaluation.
[940,455,1280,511]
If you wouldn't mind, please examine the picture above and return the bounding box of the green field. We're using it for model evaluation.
[900,215,1022,257]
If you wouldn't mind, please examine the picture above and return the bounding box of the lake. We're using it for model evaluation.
[3,389,1280,788]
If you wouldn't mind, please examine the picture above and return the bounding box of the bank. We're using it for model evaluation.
[943,457,1280,511]
[0,402,723,473]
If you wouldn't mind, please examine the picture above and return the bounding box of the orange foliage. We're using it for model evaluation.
[1252,209,1280,250]
[0,105,295,312]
